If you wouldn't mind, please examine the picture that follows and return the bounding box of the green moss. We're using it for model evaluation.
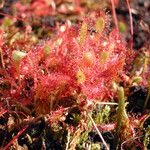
[93,105,111,124]
[144,126,150,148]
[119,21,126,33]
[91,143,101,150]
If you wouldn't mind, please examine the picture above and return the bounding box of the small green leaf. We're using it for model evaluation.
[44,45,51,56]
[119,21,126,33]
[99,51,109,64]
[95,17,105,34]
[79,22,88,45]
[76,69,86,84]
[132,76,142,84]
[12,50,27,62]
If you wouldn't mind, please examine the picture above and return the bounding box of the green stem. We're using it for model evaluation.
[114,87,125,150]
[144,78,150,110]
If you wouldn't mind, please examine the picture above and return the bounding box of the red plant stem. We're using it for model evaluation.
[111,0,119,31]
[2,69,21,91]
[0,48,5,68]
[3,125,29,150]
[138,114,149,123]
[134,140,144,149]
[18,111,28,118]
[121,135,143,149]
[126,0,133,49]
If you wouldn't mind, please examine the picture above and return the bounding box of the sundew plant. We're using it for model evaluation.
[1,11,126,114]
[0,0,149,150]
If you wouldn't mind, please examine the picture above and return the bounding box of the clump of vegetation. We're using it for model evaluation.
[0,0,149,149]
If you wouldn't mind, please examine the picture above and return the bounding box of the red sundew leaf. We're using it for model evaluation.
[48,38,80,77]
[57,4,68,14]
[81,80,105,100]
[48,107,68,124]
[80,51,96,68]
[30,1,53,16]
[133,140,145,150]
[0,28,3,46]
[57,0,83,15]
[130,114,149,127]
[109,29,121,42]
[100,58,124,79]
[96,123,116,131]
[35,73,75,101]
[14,1,54,18]
[14,2,27,13]
[18,97,33,106]
[19,46,44,75]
